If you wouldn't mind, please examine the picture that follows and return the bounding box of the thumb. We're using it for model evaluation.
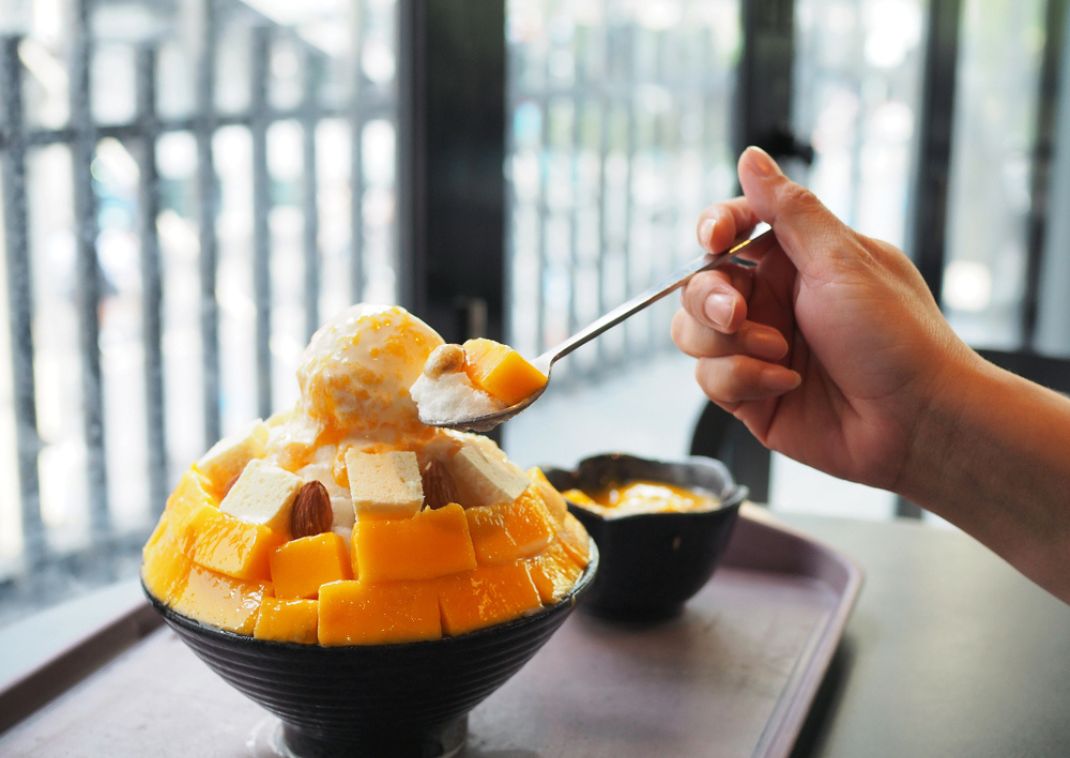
[737,146,852,274]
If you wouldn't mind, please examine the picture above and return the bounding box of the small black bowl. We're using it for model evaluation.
[144,541,597,758]
[544,454,745,621]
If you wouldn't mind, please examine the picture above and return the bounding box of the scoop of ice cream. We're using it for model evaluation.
[297,304,443,438]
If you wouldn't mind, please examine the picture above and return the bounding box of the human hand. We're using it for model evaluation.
[672,147,982,491]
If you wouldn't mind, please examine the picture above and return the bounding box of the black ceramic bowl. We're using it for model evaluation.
[544,454,745,621]
[144,541,596,758]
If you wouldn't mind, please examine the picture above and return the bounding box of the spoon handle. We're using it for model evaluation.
[537,228,775,367]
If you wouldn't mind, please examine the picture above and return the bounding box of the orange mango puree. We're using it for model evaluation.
[564,480,718,518]
[462,338,547,406]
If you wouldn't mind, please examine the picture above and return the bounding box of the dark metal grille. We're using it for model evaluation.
[0,0,398,617]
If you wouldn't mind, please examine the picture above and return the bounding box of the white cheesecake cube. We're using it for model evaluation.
[449,444,529,507]
[345,450,424,518]
[196,419,268,488]
[220,458,304,533]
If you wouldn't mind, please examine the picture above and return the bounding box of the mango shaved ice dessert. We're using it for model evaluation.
[142,304,589,645]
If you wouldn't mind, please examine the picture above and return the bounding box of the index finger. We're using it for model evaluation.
[696,197,760,254]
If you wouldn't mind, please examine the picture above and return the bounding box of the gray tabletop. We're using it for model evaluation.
[781,514,1070,758]
[2,514,1069,757]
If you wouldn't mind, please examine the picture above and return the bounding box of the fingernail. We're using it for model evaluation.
[699,218,716,248]
[743,146,782,178]
[760,367,801,392]
[744,328,788,361]
[704,293,735,328]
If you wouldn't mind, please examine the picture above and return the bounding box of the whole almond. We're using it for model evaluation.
[423,343,466,378]
[422,458,460,509]
[290,481,333,538]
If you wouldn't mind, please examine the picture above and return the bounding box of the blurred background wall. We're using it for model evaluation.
[1,0,1068,624]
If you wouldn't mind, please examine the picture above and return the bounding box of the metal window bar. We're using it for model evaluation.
[0,37,44,570]
[535,51,551,357]
[0,0,397,616]
[302,48,323,342]
[250,25,272,419]
[566,26,587,353]
[621,21,637,361]
[71,0,111,550]
[195,0,222,450]
[134,44,168,516]
[350,0,369,304]
[594,13,610,370]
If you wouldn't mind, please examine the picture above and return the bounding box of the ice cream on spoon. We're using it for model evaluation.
[409,339,548,432]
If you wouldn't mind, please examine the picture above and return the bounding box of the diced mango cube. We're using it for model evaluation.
[353,503,476,582]
[142,542,194,606]
[144,475,212,553]
[462,338,547,406]
[464,506,513,565]
[254,598,319,643]
[555,512,591,568]
[502,489,555,553]
[528,542,584,604]
[270,532,352,599]
[142,470,217,604]
[172,564,272,635]
[528,467,568,523]
[465,490,554,564]
[437,562,543,636]
[318,580,441,645]
[187,506,283,581]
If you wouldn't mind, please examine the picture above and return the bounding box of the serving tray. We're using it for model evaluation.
[0,504,861,758]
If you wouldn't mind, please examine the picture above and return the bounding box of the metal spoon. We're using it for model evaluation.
[424,227,775,432]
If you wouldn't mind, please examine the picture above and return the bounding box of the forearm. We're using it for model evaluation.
[900,358,1070,601]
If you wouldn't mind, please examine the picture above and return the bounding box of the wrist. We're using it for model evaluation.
[894,347,995,506]
[894,348,1070,599]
